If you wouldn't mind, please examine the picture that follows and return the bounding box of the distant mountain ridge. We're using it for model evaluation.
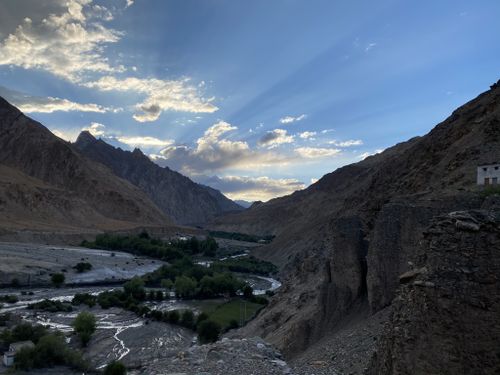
[73,131,243,225]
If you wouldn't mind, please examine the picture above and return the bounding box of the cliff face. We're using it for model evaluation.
[367,207,500,375]
[73,132,243,225]
[222,81,500,358]
[0,97,171,233]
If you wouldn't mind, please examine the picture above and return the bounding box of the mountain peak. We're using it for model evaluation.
[75,131,97,147]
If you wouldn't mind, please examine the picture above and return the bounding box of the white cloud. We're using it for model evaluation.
[329,139,363,147]
[258,129,294,148]
[82,122,106,137]
[295,147,341,159]
[321,129,335,134]
[310,178,319,184]
[0,0,124,83]
[196,175,305,202]
[125,0,134,8]
[84,76,218,122]
[279,114,307,124]
[359,149,384,160]
[365,42,377,52]
[154,121,289,174]
[299,131,317,139]
[117,136,174,148]
[51,129,81,142]
[0,85,117,114]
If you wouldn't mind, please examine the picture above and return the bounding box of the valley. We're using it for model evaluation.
[0,236,283,373]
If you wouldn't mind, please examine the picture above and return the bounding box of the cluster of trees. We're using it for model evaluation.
[81,232,219,262]
[0,294,19,304]
[1,323,89,372]
[209,231,275,243]
[28,299,73,313]
[145,258,246,299]
[69,277,224,344]
[212,256,278,276]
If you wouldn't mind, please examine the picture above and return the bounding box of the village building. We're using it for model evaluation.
[477,164,500,185]
[2,341,34,367]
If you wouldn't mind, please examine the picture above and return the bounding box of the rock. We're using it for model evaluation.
[399,267,427,284]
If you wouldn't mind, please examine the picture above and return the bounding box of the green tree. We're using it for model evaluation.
[51,273,65,287]
[161,278,174,291]
[243,285,254,299]
[104,360,127,375]
[123,276,145,300]
[201,236,218,257]
[174,276,197,298]
[197,320,221,344]
[72,312,96,347]
[180,310,195,329]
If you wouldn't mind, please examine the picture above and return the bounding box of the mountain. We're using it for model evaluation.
[0,97,172,238]
[234,200,253,208]
[73,132,243,225]
[216,80,500,371]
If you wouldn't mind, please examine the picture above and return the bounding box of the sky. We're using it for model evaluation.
[0,0,499,202]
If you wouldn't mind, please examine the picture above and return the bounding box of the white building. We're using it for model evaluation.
[477,164,500,185]
[2,341,34,367]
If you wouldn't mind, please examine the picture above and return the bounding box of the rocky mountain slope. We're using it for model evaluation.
[0,97,172,236]
[367,207,500,375]
[73,131,243,225]
[216,80,500,367]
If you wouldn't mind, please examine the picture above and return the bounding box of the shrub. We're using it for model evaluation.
[0,294,19,304]
[51,273,65,287]
[166,310,180,324]
[104,360,127,375]
[228,319,239,330]
[180,310,195,329]
[243,285,253,299]
[72,293,97,308]
[72,312,96,347]
[197,320,221,344]
[73,262,92,273]
[14,333,88,371]
[196,312,209,325]
[28,299,73,313]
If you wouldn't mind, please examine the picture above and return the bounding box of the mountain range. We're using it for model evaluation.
[73,131,243,226]
[0,79,499,374]
[0,96,241,240]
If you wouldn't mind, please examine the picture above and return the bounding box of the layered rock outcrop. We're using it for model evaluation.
[367,209,500,375]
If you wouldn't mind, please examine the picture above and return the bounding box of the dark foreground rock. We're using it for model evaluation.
[130,337,293,375]
[366,209,500,375]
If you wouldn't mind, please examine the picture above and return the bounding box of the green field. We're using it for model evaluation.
[203,298,265,329]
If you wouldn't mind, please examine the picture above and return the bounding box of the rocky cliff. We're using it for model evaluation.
[367,207,500,375]
[219,80,500,363]
[73,131,243,225]
[0,97,172,235]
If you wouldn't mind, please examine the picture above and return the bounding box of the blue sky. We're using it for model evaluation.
[0,0,499,201]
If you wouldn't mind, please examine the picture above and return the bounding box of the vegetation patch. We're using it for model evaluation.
[212,256,278,276]
[209,230,275,243]
[28,299,73,313]
[202,298,266,331]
